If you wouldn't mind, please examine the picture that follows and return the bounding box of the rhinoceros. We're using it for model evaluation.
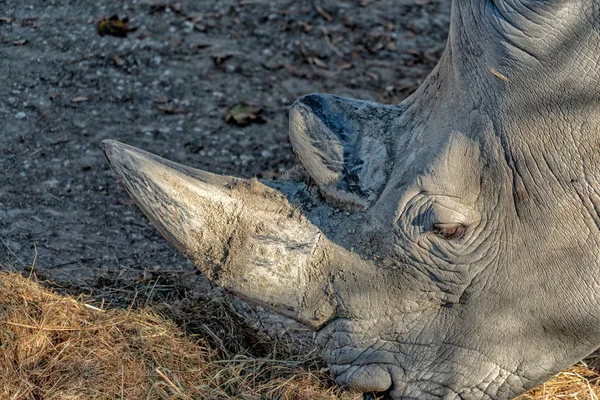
[102,1,600,398]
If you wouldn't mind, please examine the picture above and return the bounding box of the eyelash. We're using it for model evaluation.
[431,224,466,240]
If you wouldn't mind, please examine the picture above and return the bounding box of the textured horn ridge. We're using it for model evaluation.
[102,140,337,327]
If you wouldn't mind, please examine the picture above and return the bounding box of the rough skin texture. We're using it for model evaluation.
[104,1,600,399]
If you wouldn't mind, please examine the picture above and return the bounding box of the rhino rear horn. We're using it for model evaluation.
[289,94,399,210]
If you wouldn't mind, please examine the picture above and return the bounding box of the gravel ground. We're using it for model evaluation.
[0,0,449,332]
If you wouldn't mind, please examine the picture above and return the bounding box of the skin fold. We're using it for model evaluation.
[103,1,600,398]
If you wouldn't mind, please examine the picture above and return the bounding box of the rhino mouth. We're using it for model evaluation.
[316,318,399,396]
[317,316,523,399]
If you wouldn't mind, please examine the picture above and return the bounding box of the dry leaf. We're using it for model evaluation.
[300,21,313,33]
[366,71,379,81]
[212,53,232,65]
[71,96,91,103]
[194,23,207,32]
[337,62,353,72]
[21,18,39,28]
[13,39,28,46]
[0,17,14,23]
[113,94,133,103]
[97,15,137,38]
[170,3,183,13]
[311,57,328,69]
[189,43,212,50]
[189,14,204,24]
[112,55,125,67]
[157,104,189,115]
[224,103,266,127]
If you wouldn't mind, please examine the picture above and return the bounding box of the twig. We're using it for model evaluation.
[69,52,101,64]
[155,368,184,396]
[315,5,332,21]
[1,237,25,267]
[3,319,127,331]
[321,27,343,58]
[48,258,95,269]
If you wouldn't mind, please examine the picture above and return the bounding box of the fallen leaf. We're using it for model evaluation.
[157,104,189,114]
[311,57,328,69]
[97,15,137,38]
[21,18,39,28]
[0,17,14,23]
[381,21,395,31]
[194,23,207,32]
[337,62,353,72]
[189,14,204,24]
[300,21,313,33]
[112,55,125,66]
[212,53,232,65]
[224,103,266,127]
[113,94,133,103]
[366,71,379,81]
[189,43,212,50]
[13,39,28,46]
[49,92,61,101]
[71,96,91,103]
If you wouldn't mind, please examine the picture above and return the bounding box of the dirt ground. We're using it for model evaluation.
[0,0,449,339]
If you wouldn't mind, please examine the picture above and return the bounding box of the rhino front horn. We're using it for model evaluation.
[102,140,340,328]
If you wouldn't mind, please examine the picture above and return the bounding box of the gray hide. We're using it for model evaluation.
[103,1,600,398]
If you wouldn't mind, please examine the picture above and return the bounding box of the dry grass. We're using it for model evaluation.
[516,360,600,400]
[0,271,599,399]
[0,271,346,400]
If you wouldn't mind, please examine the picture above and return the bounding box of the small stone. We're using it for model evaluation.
[261,149,273,158]
[183,21,194,32]
[15,112,26,120]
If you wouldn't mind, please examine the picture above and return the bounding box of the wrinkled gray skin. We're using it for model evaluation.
[102,1,600,398]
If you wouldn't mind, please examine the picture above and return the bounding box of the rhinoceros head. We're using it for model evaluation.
[103,1,600,398]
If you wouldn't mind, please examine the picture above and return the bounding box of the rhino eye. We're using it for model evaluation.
[431,223,466,240]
